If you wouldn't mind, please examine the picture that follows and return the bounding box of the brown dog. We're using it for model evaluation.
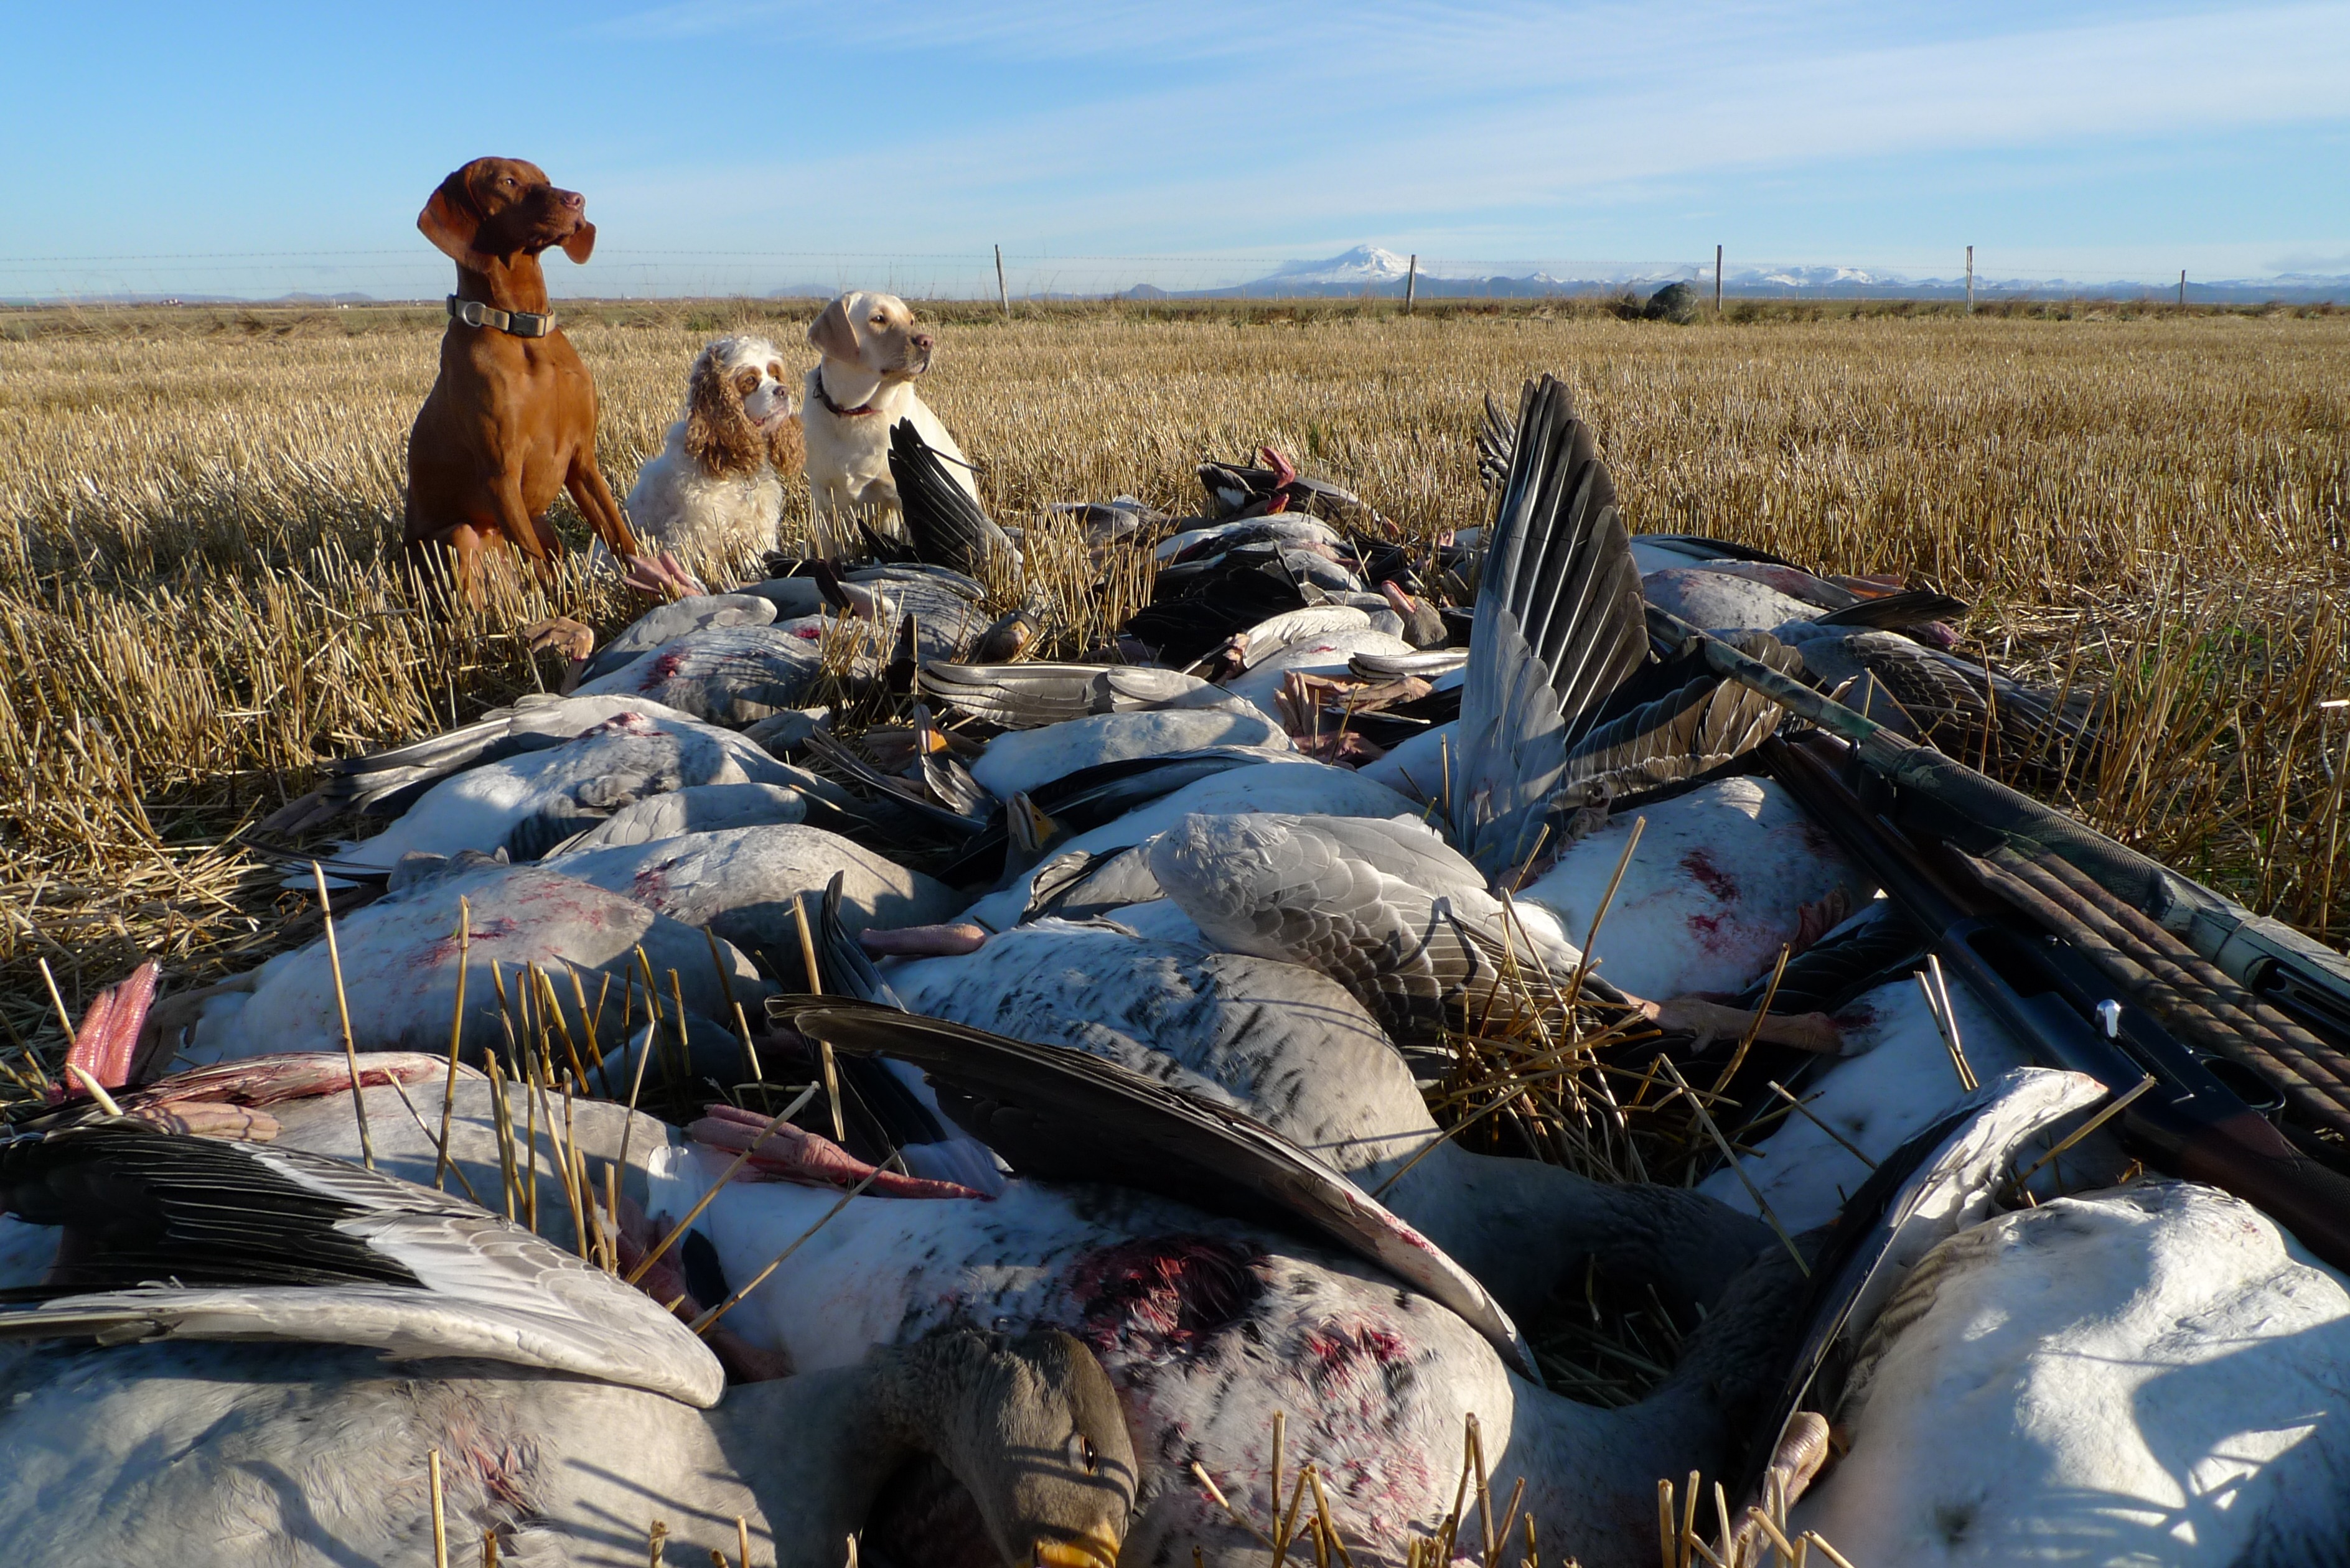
[403,157,656,600]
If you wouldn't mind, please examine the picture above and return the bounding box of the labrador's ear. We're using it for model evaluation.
[418,168,482,262]
[559,220,596,264]
[807,296,861,363]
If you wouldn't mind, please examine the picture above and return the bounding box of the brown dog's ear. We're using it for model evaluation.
[418,169,482,262]
[808,296,860,363]
[767,412,806,477]
[683,352,765,480]
[560,220,596,264]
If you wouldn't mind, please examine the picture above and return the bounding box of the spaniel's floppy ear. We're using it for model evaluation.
[683,350,765,480]
[767,411,806,477]
[808,296,861,363]
[418,167,482,263]
[560,220,596,264]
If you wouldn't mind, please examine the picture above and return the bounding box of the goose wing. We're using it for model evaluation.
[1147,812,1571,1040]
[268,695,695,829]
[574,623,834,726]
[889,419,1016,581]
[780,1000,1537,1379]
[920,663,1237,728]
[580,593,779,684]
[1451,375,1650,875]
[1560,629,1799,800]
[1476,390,1515,497]
[0,1122,722,1406]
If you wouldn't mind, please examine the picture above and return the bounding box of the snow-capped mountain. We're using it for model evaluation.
[1262,245,1420,285]
[1173,247,2348,303]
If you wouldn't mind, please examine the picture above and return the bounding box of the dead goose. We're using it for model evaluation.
[137,856,769,1081]
[543,823,965,968]
[876,921,1774,1319]
[261,693,740,836]
[1512,775,1873,1000]
[0,1122,1133,1568]
[955,758,1416,930]
[1792,1177,2350,1564]
[685,1006,1798,1566]
[574,590,779,684]
[919,661,1254,728]
[292,707,823,882]
[540,780,813,852]
[572,618,841,726]
[1142,810,1848,1058]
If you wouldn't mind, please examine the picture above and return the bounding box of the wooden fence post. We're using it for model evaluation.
[995,245,1009,320]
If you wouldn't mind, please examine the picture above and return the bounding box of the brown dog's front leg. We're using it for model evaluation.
[494,470,551,574]
[568,455,641,559]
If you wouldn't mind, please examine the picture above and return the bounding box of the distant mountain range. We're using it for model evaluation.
[13,246,2344,307]
[1112,245,2349,304]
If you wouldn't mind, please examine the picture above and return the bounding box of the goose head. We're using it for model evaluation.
[885,1328,1136,1568]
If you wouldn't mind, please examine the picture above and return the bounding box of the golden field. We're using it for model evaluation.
[3,297,2347,1064]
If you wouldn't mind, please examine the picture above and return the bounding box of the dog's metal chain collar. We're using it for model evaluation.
[810,376,878,418]
[446,295,556,338]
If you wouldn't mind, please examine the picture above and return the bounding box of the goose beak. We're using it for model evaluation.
[1031,1525,1121,1568]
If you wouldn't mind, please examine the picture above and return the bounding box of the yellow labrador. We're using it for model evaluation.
[802,291,980,522]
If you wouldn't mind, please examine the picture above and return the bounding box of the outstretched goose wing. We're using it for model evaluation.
[889,419,1016,581]
[780,999,1538,1381]
[1451,376,1650,875]
[0,1122,722,1407]
[1560,630,1799,800]
[1476,390,1515,497]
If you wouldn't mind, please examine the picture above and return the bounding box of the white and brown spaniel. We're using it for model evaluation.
[624,334,806,567]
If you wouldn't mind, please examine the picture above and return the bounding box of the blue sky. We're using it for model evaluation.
[5,1,2346,297]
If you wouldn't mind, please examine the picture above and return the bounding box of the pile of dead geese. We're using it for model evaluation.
[9,377,2350,1568]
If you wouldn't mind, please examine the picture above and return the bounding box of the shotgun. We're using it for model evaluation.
[1763,729,2350,1273]
[1646,604,2350,1049]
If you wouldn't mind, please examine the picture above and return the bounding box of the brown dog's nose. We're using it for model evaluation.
[557,189,584,210]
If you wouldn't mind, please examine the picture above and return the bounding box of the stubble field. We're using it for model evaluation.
[3,297,2346,1070]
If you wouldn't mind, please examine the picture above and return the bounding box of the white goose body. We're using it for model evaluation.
[1219,626,1418,722]
[1639,565,1832,629]
[160,861,768,1072]
[1697,974,2038,1233]
[546,823,963,950]
[1794,1178,2350,1565]
[1357,718,1458,803]
[1515,777,1870,997]
[959,762,1417,929]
